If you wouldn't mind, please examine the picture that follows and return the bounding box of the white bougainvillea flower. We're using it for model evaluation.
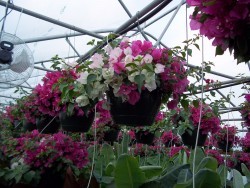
[90,53,104,68]
[102,67,114,81]
[124,47,132,55]
[109,47,122,63]
[75,95,89,107]
[125,54,133,64]
[155,63,165,74]
[143,54,153,64]
[77,71,89,84]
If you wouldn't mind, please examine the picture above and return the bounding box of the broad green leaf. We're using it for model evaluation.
[187,49,192,57]
[114,154,146,188]
[87,74,97,84]
[189,148,205,173]
[158,164,190,187]
[177,169,192,184]
[121,133,130,154]
[101,143,115,166]
[245,182,250,188]
[106,162,116,176]
[196,156,218,172]
[140,166,162,180]
[241,163,250,182]
[101,176,115,184]
[232,169,244,188]
[180,99,189,111]
[23,171,36,184]
[134,74,145,93]
[193,169,221,188]
[217,164,227,187]
[215,46,224,56]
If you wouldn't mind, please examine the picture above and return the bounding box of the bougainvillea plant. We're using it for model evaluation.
[161,130,181,147]
[93,37,189,109]
[174,100,221,135]
[213,125,239,144]
[187,0,250,63]
[1,130,89,177]
[241,93,250,128]
[205,149,224,165]
[240,132,250,152]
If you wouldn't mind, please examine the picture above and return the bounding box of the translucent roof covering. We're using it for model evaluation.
[0,0,249,133]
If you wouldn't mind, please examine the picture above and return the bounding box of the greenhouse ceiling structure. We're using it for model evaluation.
[0,0,249,130]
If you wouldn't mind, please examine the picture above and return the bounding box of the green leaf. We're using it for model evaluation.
[180,99,189,111]
[196,156,218,172]
[23,171,36,184]
[194,43,200,50]
[232,169,244,188]
[187,49,192,57]
[101,143,115,167]
[210,91,216,97]
[245,182,250,188]
[192,100,199,108]
[121,133,130,154]
[134,74,146,93]
[189,148,206,173]
[193,169,221,188]
[159,164,190,188]
[177,169,192,184]
[87,74,97,84]
[215,46,224,56]
[242,163,250,182]
[114,154,146,188]
[106,162,116,176]
[140,166,162,180]
[217,165,227,187]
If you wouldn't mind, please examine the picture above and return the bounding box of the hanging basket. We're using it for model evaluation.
[59,111,94,133]
[36,116,60,134]
[217,140,233,152]
[38,168,65,188]
[135,131,155,145]
[107,88,162,126]
[22,120,36,132]
[103,128,120,143]
[181,128,207,148]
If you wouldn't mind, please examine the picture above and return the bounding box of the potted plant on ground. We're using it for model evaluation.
[174,100,221,148]
[187,0,250,63]
[94,37,189,126]
[0,130,89,187]
[213,125,239,152]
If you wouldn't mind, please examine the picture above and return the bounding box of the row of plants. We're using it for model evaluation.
[0,32,250,187]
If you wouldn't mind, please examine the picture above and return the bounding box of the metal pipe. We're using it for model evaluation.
[118,0,149,41]
[34,66,54,72]
[65,37,80,57]
[0,95,19,99]
[221,118,243,122]
[154,0,185,46]
[0,1,104,39]
[77,0,172,63]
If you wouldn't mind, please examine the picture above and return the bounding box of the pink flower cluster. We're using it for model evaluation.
[241,94,250,127]
[227,151,250,169]
[240,132,250,150]
[213,125,239,143]
[190,103,220,134]
[187,0,250,52]
[33,70,77,116]
[161,130,181,146]
[2,130,89,171]
[205,149,224,165]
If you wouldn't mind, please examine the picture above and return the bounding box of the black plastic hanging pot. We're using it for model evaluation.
[22,120,36,132]
[217,140,233,152]
[135,130,155,145]
[107,88,162,126]
[36,115,60,134]
[181,128,207,149]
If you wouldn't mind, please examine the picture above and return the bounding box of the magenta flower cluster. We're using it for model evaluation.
[241,94,250,127]
[240,133,250,151]
[33,70,77,117]
[213,125,239,143]
[161,130,181,146]
[187,0,250,63]
[190,103,220,134]
[2,130,89,171]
